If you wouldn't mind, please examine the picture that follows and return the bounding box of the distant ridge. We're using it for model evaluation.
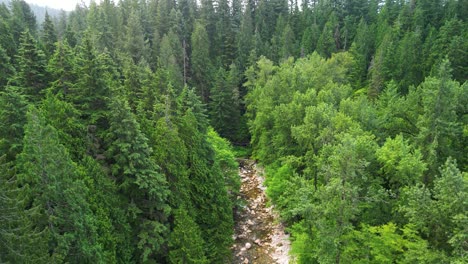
[0,0,65,23]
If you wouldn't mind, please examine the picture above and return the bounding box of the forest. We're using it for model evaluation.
[0,0,466,263]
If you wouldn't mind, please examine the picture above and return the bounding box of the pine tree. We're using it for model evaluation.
[17,107,100,262]
[39,93,86,160]
[209,64,241,141]
[191,21,213,102]
[416,60,464,181]
[40,12,57,59]
[168,207,208,264]
[0,44,15,87]
[215,0,235,66]
[159,31,184,90]
[0,86,28,162]
[236,2,254,71]
[125,10,148,64]
[9,0,37,43]
[106,97,170,262]
[47,40,78,97]
[317,11,339,57]
[177,88,234,262]
[73,34,113,126]
[12,30,47,101]
[0,4,16,59]
[0,156,50,263]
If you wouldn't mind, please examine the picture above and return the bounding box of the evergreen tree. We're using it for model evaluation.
[159,31,184,90]
[106,97,170,262]
[191,21,213,102]
[177,88,234,262]
[209,64,241,141]
[17,107,100,262]
[73,34,113,126]
[168,207,208,264]
[317,11,339,57]
[0,44,15,87]
[9,0,37,43]
[236,2,254,71]
[125,10,148,64]
[416,60,464,181]
[215,0,235,66]
[47,40,78,97]
[0,4,16,59]
[40,12,57,59]
[0,86,28,162]
[0,156,49,263]
[12,30,48,101]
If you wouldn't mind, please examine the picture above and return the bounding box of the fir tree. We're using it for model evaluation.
[17,107,100,262]
[168,207,208,264]
[40,12,57,59]
[106,97,170,262]
[0,86,28,162]
[12,30,47,101]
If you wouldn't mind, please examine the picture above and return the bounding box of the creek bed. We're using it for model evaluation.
[231,159,290,264]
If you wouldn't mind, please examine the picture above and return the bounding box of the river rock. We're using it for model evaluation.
[245,242,252,249]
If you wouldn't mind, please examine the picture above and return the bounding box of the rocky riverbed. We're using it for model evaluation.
[232,159,290,264]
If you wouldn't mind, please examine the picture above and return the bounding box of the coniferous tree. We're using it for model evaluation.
[0,4,16,59]
[9,0,37,43]
[12,30,47,101]
[0,156,49,263]
[177,88,234,262]
[209,64,241,141]
[317,11,339,57]
[106,97,170,262]
[236,2,254,71]
[17,107,100,262]
[73,34,113,126]
[0,44,15,87]
[159,31,184,90]
[40,12,57,59]
[0,86,28,162]
[168,207,208,264]
[47,40,78,97]
[125,10,148,64]
[191,21,213,102]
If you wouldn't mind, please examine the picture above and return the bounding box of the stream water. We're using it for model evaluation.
[231,159,291,264]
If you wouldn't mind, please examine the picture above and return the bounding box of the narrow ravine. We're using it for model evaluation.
[232,159,291,264]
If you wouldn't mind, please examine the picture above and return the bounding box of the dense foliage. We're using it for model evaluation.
[241,1,467,263]
[0,0,466,263]
[0,0,241,263]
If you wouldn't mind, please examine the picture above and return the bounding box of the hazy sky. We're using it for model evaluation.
[25,0,93,11]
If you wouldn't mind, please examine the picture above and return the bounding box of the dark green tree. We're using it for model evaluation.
[177,88,234,262]
[12,30,48,101]
[209,64,241,141]
[0,156,49,263]
[0,86,28,162]
[317,11,339,57]
[47,40,78,97]
[125,10,148,64]
[9,0,37,43]
[0,44,15,87]
[168,207,208,264]
[17,107,100,262]
[106,97,170,262]
[40,12,57,59]
[191,21,213,102]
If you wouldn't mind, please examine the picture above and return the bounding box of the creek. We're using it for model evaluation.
[231,159,291,264]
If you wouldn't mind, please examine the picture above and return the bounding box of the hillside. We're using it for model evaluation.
[0,0,466,263]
